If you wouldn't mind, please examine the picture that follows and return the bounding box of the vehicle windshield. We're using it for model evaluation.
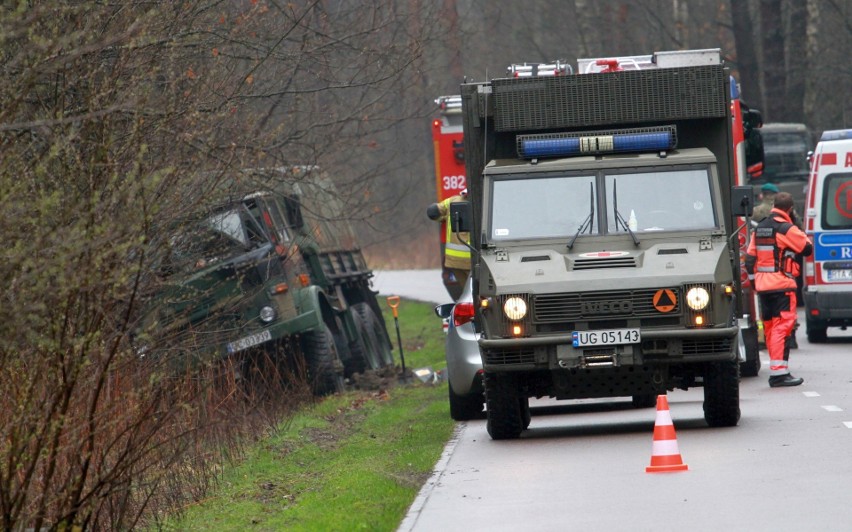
[763,132,810,180]
[606,168,716,233]
[163,203,269,274]
[490,174,597,241]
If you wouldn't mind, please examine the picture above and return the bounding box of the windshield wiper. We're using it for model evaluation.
[613,178,640,246]
[567,183,595,249]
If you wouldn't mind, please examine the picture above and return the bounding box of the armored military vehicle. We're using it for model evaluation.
[453,49,753,439]
[138,166,394,395]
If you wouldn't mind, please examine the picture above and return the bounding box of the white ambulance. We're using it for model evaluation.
[803,129,852,342]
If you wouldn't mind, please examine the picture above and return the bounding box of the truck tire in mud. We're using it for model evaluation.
[354,303,394,367]
[740,326,761,377]
[484,372,524,440]
[300,323,345,396]
[346,313,378,375]
[703,360,741,427]
[449,382,484,421]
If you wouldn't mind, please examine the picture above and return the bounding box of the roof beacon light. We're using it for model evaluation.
[819,129,852,142]
[507,61,573,77]
[517,126,677,159]
[435,95,462,112]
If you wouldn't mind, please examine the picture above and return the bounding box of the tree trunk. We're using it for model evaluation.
[760,0,785,121]
[730,0,763,110]
[784,0,807,122]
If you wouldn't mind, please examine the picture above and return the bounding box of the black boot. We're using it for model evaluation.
[769,374,804,387]
[790,332,799,349]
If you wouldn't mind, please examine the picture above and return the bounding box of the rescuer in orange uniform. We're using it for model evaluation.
[745,192,813,387]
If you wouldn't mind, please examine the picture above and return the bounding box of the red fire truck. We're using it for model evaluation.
[431,95,467,300]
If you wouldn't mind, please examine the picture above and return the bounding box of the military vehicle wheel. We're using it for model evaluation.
[519,396,531,429]
[740,326,761,377]
[347,312,379,374]
[300,323,345,396]
[449,382,484,421]
[484,372,523,440]
[355,303,394,367]
[631,394,657,408]
[703,360,741,427]
[806,316,828,343]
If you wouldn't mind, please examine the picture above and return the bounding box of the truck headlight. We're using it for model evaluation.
[259,305,277,323]
[685,287,710,310]
[503,297,528,320]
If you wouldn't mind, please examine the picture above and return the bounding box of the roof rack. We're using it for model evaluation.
[507,61,572,77]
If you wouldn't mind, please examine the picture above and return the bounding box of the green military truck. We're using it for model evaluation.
[138,166,394,395]
[453,49,753,439]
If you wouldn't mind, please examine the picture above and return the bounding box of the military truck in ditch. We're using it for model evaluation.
[137,166,394,395]
[452,49,753,439]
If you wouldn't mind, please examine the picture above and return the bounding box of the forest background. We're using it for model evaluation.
[1,1,851,529]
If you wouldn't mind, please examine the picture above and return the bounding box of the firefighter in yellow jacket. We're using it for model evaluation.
[745,192,813,387]
[426,189,471,293]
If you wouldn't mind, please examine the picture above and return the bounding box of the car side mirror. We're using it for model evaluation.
[449,201,472,234]
[731,186,754,217]
[434,303,454,319]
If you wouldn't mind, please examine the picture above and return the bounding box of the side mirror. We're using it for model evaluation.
[731,186,754,217]
[282,194,304,230]
[449,201,472,234]
[434,303,454,319]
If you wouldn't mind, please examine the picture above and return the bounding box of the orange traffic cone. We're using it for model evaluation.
[645,395,688,473]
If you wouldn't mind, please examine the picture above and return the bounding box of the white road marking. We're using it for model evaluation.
[821,405,843,412]
[844,422,852,429]
[803,391,821,397]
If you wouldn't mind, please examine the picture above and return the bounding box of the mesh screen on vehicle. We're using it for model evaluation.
[491,65,727,132]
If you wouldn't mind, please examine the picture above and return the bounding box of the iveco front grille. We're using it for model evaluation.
[533,288,681,322]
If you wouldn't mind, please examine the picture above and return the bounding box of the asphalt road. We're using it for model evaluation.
[374,270,852,532]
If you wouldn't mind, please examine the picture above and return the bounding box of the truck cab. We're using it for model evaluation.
[138,167,394,395]
[457,49,747,439]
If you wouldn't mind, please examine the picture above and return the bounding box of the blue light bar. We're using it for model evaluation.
[820,129,852,142]
[517,126,677,159]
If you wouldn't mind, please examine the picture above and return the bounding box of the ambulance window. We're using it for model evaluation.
[821,174,852,230]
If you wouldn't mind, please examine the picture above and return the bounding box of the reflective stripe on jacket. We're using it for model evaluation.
[745,208,811,293]
[439,195,470,269]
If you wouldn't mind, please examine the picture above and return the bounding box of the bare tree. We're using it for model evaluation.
[0,1,435,529]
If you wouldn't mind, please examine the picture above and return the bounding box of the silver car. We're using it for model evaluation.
[434,278,485,421]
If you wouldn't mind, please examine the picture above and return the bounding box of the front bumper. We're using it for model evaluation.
[479,325,738,371]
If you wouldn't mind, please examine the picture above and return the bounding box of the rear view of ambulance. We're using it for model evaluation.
[803,129,852,342]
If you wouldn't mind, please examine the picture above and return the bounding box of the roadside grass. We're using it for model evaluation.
[166,297,455,531]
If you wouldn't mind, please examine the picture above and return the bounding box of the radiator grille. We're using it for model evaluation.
[533,288,680,322]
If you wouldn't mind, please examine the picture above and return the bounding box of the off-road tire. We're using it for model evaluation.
[740,326,761,377]
[449,382,484,421]
[519,396,531,429]
[300,323,345,396]
[354,303,394,367]
[806,317,828,344]
[347,312,378,374]
[703,360,741,427]
[484,372,523,440]
[631,394,657,408]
